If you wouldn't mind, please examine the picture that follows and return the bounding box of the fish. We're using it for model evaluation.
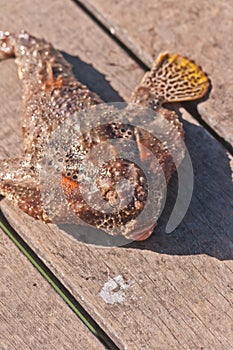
[0,30,209,240]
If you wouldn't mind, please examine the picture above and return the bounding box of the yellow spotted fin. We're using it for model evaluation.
[131,53,210,107]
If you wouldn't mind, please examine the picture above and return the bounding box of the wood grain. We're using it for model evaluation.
[0,229,105,350]
[77,0,233,148]
[0,0,233,349]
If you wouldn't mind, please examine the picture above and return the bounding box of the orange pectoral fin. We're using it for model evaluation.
[61,176,79,196]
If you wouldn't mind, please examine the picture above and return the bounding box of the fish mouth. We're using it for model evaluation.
[125,223,156,241]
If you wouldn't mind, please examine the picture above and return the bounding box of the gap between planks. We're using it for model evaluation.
[0,212,119,350]
[74,0,233,154]
[0,0,233,349]
[0,226,107,350]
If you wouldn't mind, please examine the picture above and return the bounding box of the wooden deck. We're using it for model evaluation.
[0,0,232,349]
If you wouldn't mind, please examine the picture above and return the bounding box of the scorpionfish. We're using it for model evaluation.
[0,31,209,240]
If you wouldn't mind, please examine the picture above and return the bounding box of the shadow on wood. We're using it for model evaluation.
[1,52,232,261]
[55,53,233,261]
[127,118,233,261]
[62,52,124,103]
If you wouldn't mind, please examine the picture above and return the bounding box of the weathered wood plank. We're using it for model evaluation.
[77,0,233,147]
[2,197,233,349]
[0,0,233,349]
[0,229,106,350]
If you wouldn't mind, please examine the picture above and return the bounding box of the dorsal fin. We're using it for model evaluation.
[131,53,209,107]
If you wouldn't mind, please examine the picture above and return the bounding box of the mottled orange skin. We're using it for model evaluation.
[0,31,209,240]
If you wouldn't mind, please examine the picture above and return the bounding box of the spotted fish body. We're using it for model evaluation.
[0,31,209,240]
